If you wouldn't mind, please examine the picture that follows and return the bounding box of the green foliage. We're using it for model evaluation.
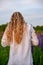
[34,25,43,33]
[33,46,43,65]
[0,36,10,65]
[0,24,7,32]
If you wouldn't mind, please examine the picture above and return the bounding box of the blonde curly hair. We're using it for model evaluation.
[5,12,27,44]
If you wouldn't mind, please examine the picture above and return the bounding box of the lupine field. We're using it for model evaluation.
[0,24,43,65]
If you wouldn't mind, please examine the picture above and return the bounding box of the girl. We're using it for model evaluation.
[1,12,39,65]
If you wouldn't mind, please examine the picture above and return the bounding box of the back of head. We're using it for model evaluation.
[5,12,27,44]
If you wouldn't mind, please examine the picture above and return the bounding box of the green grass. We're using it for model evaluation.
[0,36,10,65]
[33,46,43,65]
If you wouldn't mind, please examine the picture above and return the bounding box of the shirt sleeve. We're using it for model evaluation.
[1,27,9,47]
[31,25,39,46]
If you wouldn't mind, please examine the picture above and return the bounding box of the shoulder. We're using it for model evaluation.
[27,22,33,30]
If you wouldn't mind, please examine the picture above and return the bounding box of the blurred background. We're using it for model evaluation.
[0,0,43,65]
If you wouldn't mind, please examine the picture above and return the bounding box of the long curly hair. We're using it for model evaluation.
[5,12,27,44]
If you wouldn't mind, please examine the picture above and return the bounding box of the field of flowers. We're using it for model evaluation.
[0,24,43,65]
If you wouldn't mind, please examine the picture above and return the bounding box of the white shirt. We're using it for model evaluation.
[1,23,39,65]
